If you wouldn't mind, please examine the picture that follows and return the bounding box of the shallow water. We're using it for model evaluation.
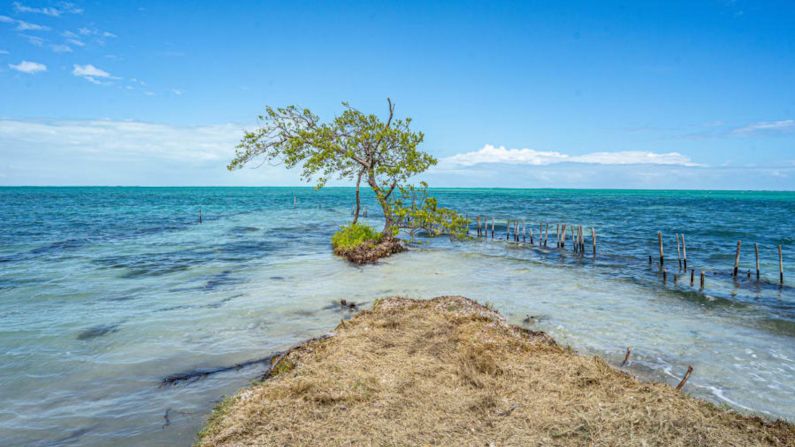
[0,187,793,446]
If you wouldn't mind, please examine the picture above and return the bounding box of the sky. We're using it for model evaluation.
[1,0,794,189]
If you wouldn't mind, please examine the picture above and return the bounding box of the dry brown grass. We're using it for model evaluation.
[197,296,795,447]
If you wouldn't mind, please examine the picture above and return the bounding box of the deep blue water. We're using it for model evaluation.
[0,187,793,446]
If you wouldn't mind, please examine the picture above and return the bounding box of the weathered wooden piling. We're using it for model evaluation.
[682,234,688,270]
[673,273,678,285]
[476,216,481,237]
[657,232,664,266]
[649,255,652,266]
[754,243,760,280]
[560,224,567,248]
[676,234,682,270]
[491,217,495,239]
[690,269,695,286]
[513,219,519,242]
[198,208,202,224]
[592,227,597,256]
[544,223,549,247]
[700,271,705,289]
[733,240,742,277]
[779,245,785,284]
[663,269,668,283]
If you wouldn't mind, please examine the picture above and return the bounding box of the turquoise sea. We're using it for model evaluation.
[1,187,793,446]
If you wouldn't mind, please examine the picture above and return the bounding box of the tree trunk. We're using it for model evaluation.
[352,171,363,224]
[368,174,394,237]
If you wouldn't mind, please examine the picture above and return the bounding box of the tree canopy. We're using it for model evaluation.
[229,99,466,238]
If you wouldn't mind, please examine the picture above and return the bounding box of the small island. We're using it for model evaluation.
[196,296,795,446]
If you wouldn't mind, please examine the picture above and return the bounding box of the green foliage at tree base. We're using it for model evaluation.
[331,223,383,252]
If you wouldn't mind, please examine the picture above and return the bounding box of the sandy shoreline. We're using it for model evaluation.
[196,296,795,446]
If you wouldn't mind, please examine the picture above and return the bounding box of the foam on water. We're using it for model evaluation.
[0,187,793,446]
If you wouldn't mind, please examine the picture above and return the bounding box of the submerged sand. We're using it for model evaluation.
[197,296,795,446]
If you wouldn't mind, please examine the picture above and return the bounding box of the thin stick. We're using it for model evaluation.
[621,346,632,367]
[676,365,694,391]
[733,240,742,277]
[690,269,694,286]
[198,208,202,224]
[658,231,664,266]
[592,227,597,256]
[491,217,495,239]
[476,216,481,237]
[754,243,760,280]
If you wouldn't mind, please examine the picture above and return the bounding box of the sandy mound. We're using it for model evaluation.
[197,296,795,446]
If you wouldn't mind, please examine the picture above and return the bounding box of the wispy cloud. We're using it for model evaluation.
[16,19,49,31]
[441,144,701,168]
[0,15,49,31]
[8,60,47,74]
[13,1,83,16]
[732,120,795,136]
[72,63,114,84]
[0,49,9,54]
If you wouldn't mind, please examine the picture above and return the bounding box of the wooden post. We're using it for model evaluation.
[198,208,202,224]
[529,226,534,245]
[700,271,705,289]
[580,226,585,254]
[676,234,682,270]
[676,365,694,391]
[649,255,652,266]
[491,217,495,239]
[673,273,678,285]
[682,234,688,270]
[544,223,549,247]
[476,216,481,237]
[506,219,510,240]
[690,269,694,286]
[733,240,741,277]
[571,225,577,252]
[779,245,784,284]
[663,269,667,284]
[522,220,526,243]
[560,224,567,248]
[754,243,760,280]
[658,232,664,266]
[592,227,597,256]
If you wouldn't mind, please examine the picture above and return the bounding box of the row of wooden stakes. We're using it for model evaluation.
[655,232,785,285]
[471,217,598,256]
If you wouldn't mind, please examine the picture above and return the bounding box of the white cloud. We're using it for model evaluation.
[0,49,9,54]
[8,60,47,74]
[441,144,700,168]
[22,34,45,47]
[0,119,244,162]
[13,1,83,16]
[0,15,14,23]
[171,88,184,96]
[72,63,115,84]
[15,19,49,31]
[732,120,795,136]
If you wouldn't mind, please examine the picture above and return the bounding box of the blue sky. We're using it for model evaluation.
[1,0,794,188]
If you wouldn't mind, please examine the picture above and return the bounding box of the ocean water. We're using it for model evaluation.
[0,187,793,446]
